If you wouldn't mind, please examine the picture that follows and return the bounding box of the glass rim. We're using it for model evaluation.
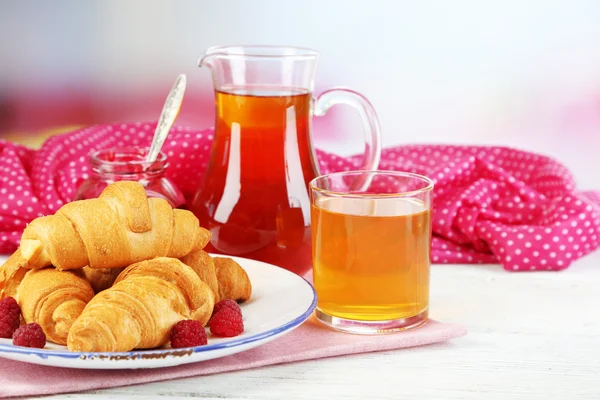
[203,45,319,60]
[309,170,434,198]
[89,147,168,171]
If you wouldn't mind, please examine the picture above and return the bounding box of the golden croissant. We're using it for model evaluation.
[79,249,253,300]
[0,250,95,345]
[180,250,252,303]
[81,266,124,293]
[67,257,216,352]
[16,181,210,271]
[0,250,27,301]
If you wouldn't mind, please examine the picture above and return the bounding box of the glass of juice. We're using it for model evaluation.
[309,170,434,334]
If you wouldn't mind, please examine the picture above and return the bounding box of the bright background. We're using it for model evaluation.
[1,0,599,188]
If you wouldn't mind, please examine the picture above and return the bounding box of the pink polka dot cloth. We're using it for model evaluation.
[1,121,599,272]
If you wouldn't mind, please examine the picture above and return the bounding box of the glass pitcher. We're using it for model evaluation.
[189,45,382,274]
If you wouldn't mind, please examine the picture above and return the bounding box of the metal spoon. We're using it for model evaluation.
[145,74,187,163]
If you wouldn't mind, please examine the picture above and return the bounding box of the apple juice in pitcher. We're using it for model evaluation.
[190,45,382,274]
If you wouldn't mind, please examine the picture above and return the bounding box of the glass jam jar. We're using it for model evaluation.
[74,147,186,208]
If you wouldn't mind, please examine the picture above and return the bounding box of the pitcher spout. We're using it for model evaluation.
[197,46,229,70]
[197,52,214,69]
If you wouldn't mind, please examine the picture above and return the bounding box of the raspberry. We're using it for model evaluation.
[209,307,244,337]
[0,297,21,339]
[12,323,46,348]
[212,299,242,317]
[170,320,208,348]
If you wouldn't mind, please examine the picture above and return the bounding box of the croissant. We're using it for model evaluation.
[213,257,252,303]
[67,257,216,352]
[0,250,27,300]
[179,249,219,299]
[82,266,124,293]
[17,181,210,271]
[1,250,95,345]
[180,249,252,303]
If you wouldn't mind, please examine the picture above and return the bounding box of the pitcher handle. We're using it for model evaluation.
[313,88,382,175]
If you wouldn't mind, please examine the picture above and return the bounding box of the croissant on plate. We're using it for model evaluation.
[82,266,125,293]
[179,249,252,303]
[0,250,95,345]
[16,181,210,271]
[77,245,254,300]
[0,250,27,300]
[67,257,216,352]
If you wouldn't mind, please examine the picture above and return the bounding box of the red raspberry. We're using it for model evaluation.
[212,299,242,317]
[170,320,208,348]
[209,307,244,337]
[0,297,21,339]
[12,323,46,348]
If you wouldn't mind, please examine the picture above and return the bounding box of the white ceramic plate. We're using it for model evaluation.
[0,255,317,369]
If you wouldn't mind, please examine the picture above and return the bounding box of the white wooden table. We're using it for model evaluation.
[30,252,600,400]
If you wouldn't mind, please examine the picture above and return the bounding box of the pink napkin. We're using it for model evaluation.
[1,121,599,271]
[0,318,466,398]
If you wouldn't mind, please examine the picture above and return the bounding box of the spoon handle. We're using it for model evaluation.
[146,74,187,163]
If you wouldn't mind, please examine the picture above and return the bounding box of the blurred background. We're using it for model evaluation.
[1,0,599,188]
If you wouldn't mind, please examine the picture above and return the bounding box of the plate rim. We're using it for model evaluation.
[0,255,317,361]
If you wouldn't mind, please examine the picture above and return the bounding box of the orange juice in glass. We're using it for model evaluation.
[310,171,433,333]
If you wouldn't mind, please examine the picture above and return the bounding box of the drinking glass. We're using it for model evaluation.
[310,170,434,333]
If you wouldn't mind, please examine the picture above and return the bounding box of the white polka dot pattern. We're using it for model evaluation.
[0,142,43,252]
[0,125,598,272]
[320,144,600,271]
[0,122,211,254]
